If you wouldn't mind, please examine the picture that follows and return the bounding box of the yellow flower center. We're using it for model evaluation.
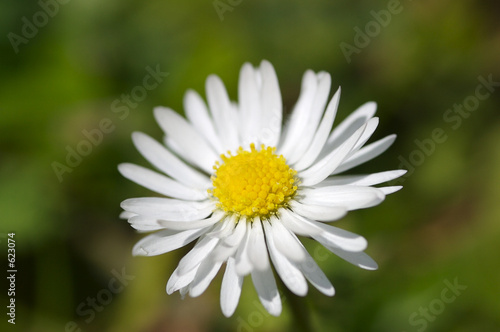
[209,144,298,219]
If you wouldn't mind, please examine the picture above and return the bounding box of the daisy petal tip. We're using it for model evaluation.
[324,286,335,297]
[152,106,167,117]
[363,263,379,271]
[268,304,282,317]
[259,59,273,70]
[117,163,133,175]
[132,246,148,256]
[221,299,238,317]
[184,88,197,98]
[357,237,368,252]
[358,255,379,270]
[391,185,403,192]
[188,283,207,298]
[235,263,252,277]
[206,74,222,87]
[130,131,143,142]
[379,186,404,195]
[221,308,234,318]
[119,211,134,220]
[366,100,377,111]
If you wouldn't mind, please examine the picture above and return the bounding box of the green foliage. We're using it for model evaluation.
[1,0,499,331]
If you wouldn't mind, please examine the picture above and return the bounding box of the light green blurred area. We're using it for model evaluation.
[1,0,499,331]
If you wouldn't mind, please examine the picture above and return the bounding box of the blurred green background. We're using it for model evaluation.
[1,0,500,331]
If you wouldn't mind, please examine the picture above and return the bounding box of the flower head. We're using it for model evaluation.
[119,60,405,317]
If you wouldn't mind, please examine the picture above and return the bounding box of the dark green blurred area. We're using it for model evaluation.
[1,0,500,331]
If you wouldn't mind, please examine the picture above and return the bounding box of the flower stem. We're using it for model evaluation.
[282,285,314,332]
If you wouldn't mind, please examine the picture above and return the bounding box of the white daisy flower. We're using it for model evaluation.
[119,60,405,317]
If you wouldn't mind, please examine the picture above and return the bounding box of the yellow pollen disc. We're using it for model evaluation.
[208,143,298,219]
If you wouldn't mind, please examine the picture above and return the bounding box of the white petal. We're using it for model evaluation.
[163,136,199,168]
[289,200,347,222]
[126,212,162,232]
[118,163,206,201]
[131,132,210,188]
[299,122,367,187]
[121,197,215,221]
[189,258,223,297]
[157,211,224,231]
[288,72,332,165]
[206,75,240,151]
[332,134,396,174]
[278,70,317,157]
[154,107,218,174]
[251,267,282,316]
[312,227,367,253]
[131,224,164,232]
[326,101,377,149]
[326,247,378,270]
[238,63,261,147]
[293,87,341,171]
[166,264,198,295]
[177,235,220,275]
[204,215,235,239]
[263,220,308,296]
[258,60,282,147]
[378,186,403,195]
[184,89,223,152]
[128,214,159,227]
[288,213,368,252]
[283,231,335,296]
[267,216,307,262]
[220,257,243,317]
[317,170,407,186]
[235,222,253,276]
[120,211,136,219]
[247,218,270,271]
[280,208,322,237]
[211,217,247,262]
[300,186,386,210]
[222,217,248,247]
[348,117,379,156]
[132,228,207,256]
